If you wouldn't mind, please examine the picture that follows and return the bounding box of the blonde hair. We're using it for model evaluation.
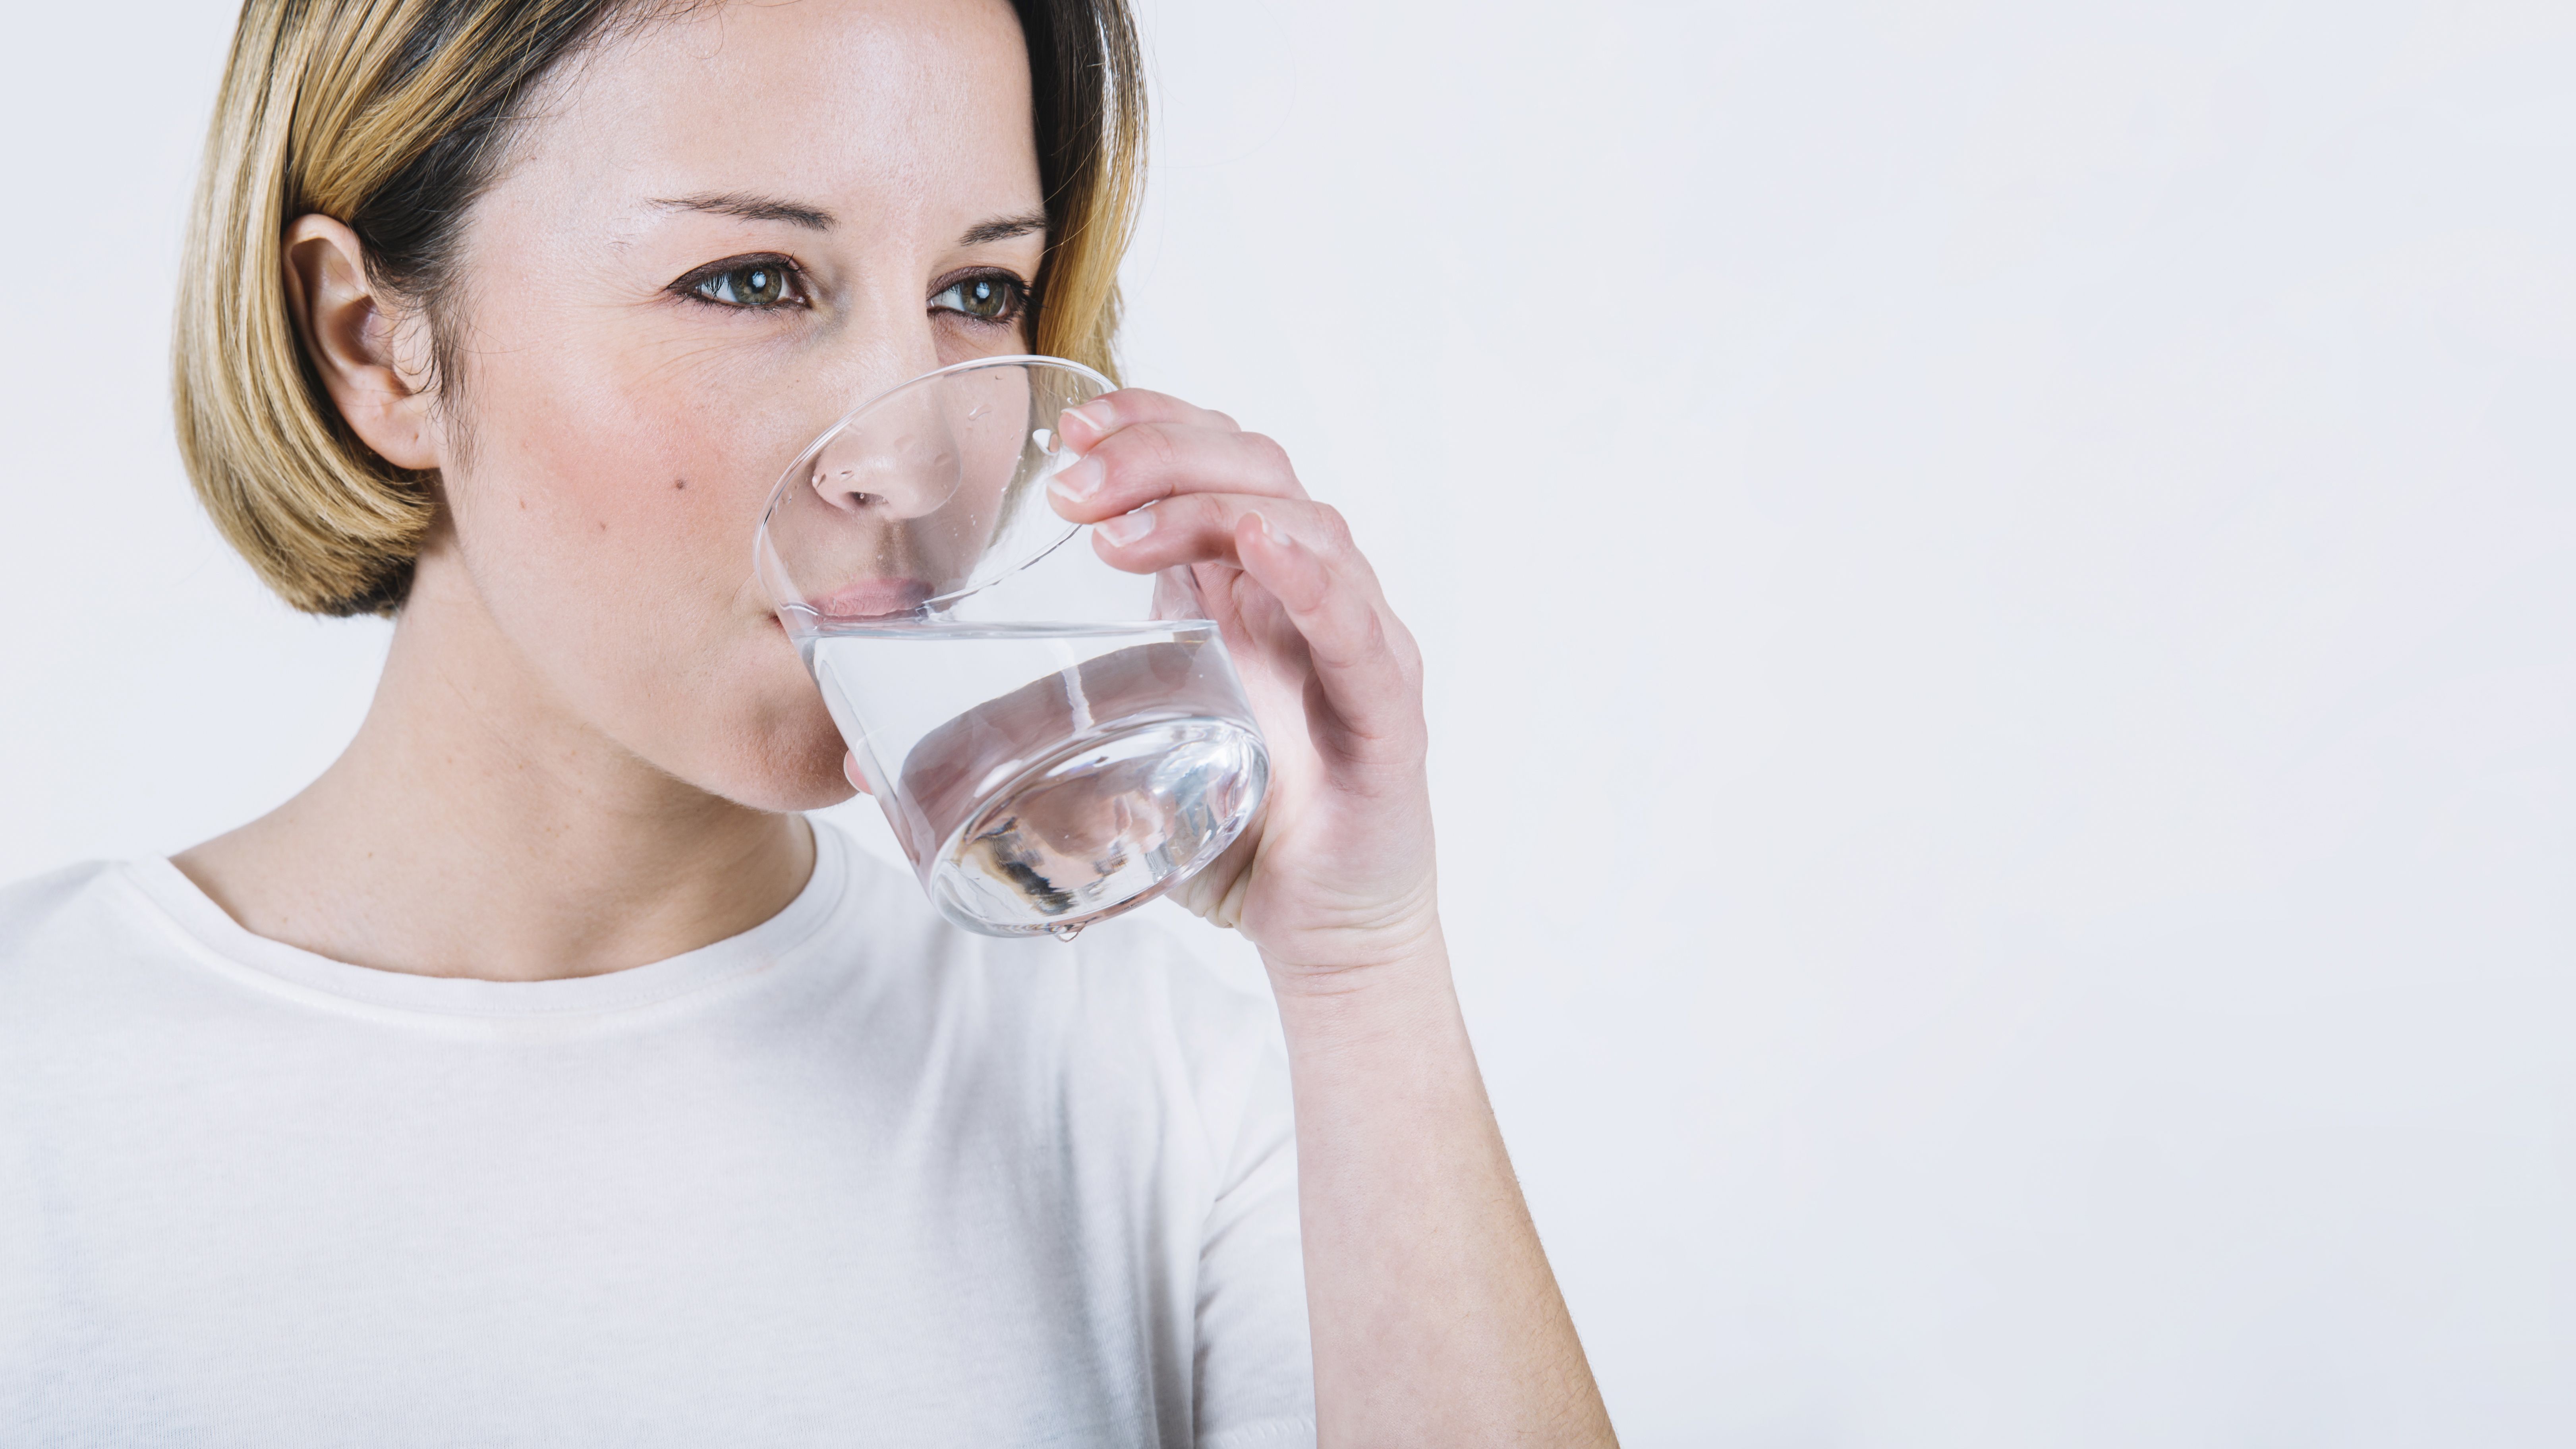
[175,0,1146,617]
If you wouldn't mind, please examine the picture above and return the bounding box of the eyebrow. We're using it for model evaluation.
[652,193,837,230]
[649,196,1049,247]
[957,211,1050,246]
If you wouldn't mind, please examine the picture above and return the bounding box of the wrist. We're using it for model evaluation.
[1261,918,1456,1049]
[1252,900,1445,989]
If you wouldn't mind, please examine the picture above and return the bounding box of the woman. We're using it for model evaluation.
[0,0,1616,1443]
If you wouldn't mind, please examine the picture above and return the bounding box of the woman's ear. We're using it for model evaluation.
[280,215,442,471]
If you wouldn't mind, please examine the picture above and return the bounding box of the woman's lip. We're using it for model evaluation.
[809,578,936,618]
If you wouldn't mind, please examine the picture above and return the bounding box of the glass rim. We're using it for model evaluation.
[756,353,1119,624]
[763,352,1117,526]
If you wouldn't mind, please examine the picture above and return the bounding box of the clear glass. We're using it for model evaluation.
[756,355,1270,939]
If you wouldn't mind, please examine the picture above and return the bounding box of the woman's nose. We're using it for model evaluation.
[807,383,961,520]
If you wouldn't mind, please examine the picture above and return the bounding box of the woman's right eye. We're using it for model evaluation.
[686,260,803,309]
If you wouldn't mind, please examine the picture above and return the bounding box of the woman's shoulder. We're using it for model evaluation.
[1057,905,1281,1054]
[814,817,1275,1024]
[0,859,149,966]
[0,858,204,1056]
[808,819,1286,1128]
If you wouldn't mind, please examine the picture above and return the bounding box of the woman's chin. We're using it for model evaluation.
[735,779,860,816]
[648,711,862,816]
[655,657,866,814]
[715,743,864,815]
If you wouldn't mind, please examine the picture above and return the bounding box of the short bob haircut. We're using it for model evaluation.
[176,0,1146,617]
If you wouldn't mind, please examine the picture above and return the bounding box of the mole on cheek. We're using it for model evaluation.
[673,478,688,491]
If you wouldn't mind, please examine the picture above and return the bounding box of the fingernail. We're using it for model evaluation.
[1069,402,1113,438]
[1049,457,1105,503]
[1096,508,1156,547]
[1246,509,1278,543]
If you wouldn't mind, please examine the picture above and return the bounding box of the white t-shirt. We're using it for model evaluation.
[0,822,1315,1447]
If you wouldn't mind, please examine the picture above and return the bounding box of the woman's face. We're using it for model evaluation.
[417,0,1046,810]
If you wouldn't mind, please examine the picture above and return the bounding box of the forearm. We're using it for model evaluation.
[1272,935,1616,1447]
[1048,383,1598,1435]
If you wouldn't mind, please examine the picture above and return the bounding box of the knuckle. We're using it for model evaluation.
[1386,618,1423,669]
[1240,431,1293,477]
[1169,491,1227,529]
[1307,502,1355,554]
[1100,423,1182,480]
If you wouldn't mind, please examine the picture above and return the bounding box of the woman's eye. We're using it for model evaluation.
[931,275,1024,322]
[691,262,799,308]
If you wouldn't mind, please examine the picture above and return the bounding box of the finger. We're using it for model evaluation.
[1089,493,1373,585]
[843,752,873,796]
[1047,422,1306,524]
[1053,388,1237,452]
[1233,510,1426,766]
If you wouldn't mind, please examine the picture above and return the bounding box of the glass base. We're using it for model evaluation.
[925,716,1269,938]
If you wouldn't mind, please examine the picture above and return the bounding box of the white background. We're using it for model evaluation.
[4,1,2572,1443]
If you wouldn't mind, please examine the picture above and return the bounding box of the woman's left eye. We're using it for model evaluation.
[689,261,802,308]
[931,274,1026,322]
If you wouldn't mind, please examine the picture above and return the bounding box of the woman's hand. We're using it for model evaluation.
[1047,389,1437,988]
[1051,391,1617,1446]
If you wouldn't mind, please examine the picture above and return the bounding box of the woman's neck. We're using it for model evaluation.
[173,549,814,983]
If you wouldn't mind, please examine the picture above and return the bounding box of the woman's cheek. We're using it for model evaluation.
[445,320,850,804]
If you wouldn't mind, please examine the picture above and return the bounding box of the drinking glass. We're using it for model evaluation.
[756,355,1270,939]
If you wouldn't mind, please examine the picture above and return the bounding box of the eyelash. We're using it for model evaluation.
[670,259,1038,325]
[673,255,808,311]
[930,269,1035,327]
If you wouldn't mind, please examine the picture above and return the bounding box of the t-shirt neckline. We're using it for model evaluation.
[116,820,855,1019]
